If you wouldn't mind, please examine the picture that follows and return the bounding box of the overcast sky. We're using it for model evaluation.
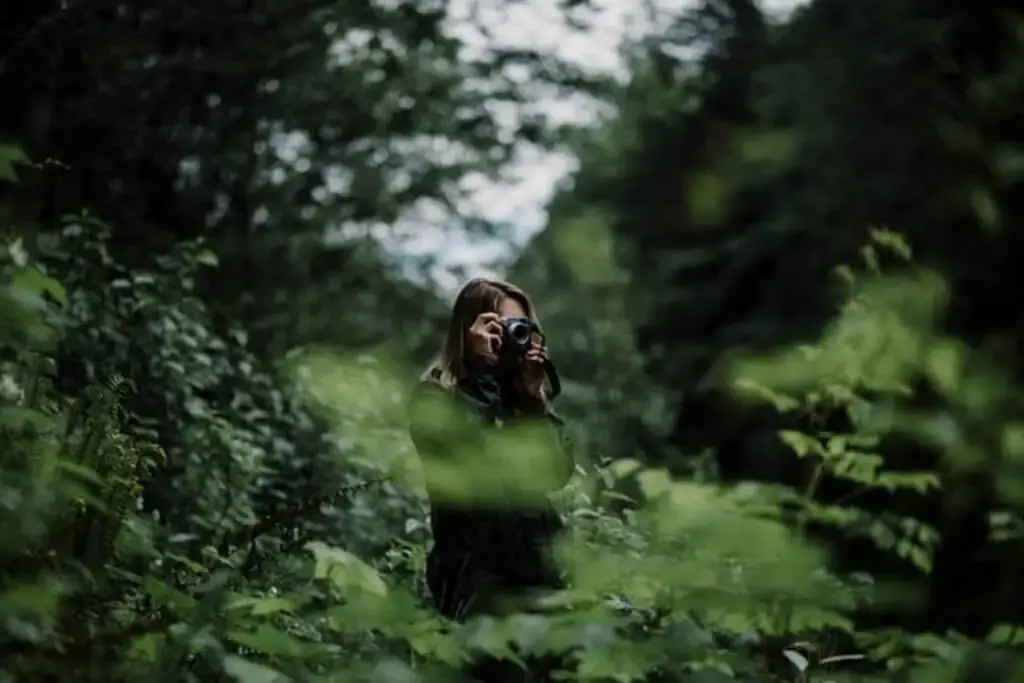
[380,0,804,293]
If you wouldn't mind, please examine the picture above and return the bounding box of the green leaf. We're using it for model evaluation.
[0,145,28,183]
[926,340,963,396]
[10,266,68,308]
[222,654,288,683]
[0,578,66,622]
[609,458,643,480]
[783,648,809,672]
[464,616,522,662]
[969,185,1001,231]
[826,436,847,456]
[779,430,823,458]
[987,624,1024,645]
[140,576,198,614]
[733,378,800,412]
[574,638,663,681]
[227,624,310,657]
[306,541,388,596]
[0,406,55,433]
[875,471,940,493]
[7,238,28,266]
[196,249,219,267]
[251,597,298,616]
[228,595,299,616]
[408,629,466,666]
[127,634,165,662]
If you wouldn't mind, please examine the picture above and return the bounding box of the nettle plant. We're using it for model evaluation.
[730,231,952,670]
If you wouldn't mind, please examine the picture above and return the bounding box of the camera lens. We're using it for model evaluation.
[508,320,531,344]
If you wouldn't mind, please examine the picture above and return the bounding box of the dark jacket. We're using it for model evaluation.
[409,367,573,619]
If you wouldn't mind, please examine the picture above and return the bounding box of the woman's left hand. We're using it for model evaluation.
[521,341,548,399]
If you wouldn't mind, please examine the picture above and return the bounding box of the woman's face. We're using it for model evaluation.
[497,297,527,319]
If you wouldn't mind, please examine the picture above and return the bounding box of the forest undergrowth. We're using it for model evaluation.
[2,148,1023,683]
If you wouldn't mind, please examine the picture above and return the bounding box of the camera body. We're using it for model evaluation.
[496,316,561,399]
[499,316,540,356]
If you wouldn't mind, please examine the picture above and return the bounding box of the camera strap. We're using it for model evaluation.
[543,358,562,400]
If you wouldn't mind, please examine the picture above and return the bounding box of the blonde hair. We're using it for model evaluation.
[423,277,543,390]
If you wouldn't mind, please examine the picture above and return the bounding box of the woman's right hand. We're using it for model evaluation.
[467,312,503,365]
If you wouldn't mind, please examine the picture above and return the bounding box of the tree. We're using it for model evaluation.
[0,0,605,356]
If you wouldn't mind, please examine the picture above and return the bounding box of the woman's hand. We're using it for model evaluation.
[467,312,502,365]
[520,339,548,399]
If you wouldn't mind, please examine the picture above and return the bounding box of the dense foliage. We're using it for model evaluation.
[4,0,1024,681]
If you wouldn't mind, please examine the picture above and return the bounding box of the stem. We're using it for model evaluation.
[773,457,826,635]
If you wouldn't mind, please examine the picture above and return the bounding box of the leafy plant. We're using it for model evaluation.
[3,132,1024,683]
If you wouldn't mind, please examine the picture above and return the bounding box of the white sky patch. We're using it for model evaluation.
[355,0,807,294]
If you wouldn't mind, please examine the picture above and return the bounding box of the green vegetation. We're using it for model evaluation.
[3,0,1024,681]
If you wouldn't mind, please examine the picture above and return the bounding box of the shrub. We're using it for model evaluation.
[2,147,1022,682]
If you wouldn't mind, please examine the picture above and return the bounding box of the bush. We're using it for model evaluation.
[2,184,1023,681]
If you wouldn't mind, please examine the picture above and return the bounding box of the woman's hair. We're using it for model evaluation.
[424,277,542,389]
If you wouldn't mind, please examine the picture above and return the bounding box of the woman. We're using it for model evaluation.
[409,278,573,682]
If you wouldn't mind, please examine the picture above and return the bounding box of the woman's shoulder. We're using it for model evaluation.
[409,366,454,412]
[419,365,445,386]
[411,366,493,421]
[408,367,473,437]
[414,366,452,398]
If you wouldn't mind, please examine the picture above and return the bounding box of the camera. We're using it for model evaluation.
[497,316,561,399]
[499,316,539,354]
